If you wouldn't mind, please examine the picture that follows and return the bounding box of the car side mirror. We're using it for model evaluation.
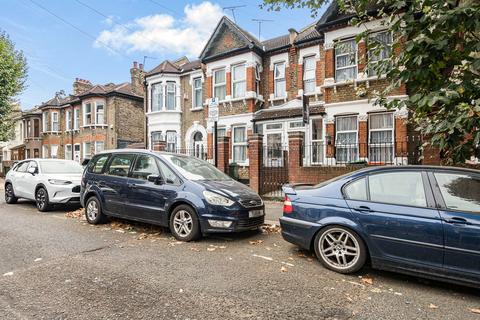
[27,167,37,175]
[147,174,164,185]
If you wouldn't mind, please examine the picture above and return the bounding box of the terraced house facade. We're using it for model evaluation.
[144,3,421,191]
[39,63,144,161]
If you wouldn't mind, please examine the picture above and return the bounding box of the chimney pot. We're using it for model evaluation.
[133,61,138,68]
[139,63,143,70]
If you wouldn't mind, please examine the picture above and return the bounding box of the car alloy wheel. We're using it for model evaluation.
[86,200,99,221]
[5,184,14,202]
[318,228,361,271]
[173,210,193,237]
[36,188,48,211]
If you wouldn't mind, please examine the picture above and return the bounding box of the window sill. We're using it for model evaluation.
[147,110,182,115]
[81,125,108,129]
[190,107,203,111]
[42,131,61,134]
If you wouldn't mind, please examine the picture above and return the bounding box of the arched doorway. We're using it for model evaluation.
[193,131,205,159]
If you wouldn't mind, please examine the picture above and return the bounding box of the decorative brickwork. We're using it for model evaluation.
[217,136,231,173]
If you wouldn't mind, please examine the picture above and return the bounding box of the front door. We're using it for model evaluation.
[125,154,170,222]
[101,153,135,215]
[74,144,81,162]
[345,170,444,269]
[430,171,480,283]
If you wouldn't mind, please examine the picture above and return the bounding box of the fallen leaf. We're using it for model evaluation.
[361,276,374,285]
[190,247,200,252]
[249,240,264,245]
[288,257,294,261]
[207,247,216,252]
[2,272,13,277]
[429,304,439,309]
[470,308,480,314]
[34,258,42,262]
[280,266,288,272]
[370,288,382,293]
[65,208,84,219]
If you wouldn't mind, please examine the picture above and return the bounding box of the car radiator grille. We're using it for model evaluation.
[239,197,263,208]
[237,216,265,228]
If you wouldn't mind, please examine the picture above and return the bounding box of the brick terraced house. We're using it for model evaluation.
[145,3,419,192]
[39,63,145,161]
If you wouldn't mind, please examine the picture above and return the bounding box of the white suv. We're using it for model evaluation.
[5,159,84,211]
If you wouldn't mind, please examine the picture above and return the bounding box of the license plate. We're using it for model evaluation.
[249,209,264,218]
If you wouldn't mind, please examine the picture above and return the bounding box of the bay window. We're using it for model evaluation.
[95,141,105,154]
[303,56,316,94]
[311,118,324,164]
[27,120,31,137]
[166,82,176,110]
[335,39,357,81]
[51,112,59,132]
[368,31,392,76]
[232,64,246,98]
[42,112,48,132]
[166,131,177,152]
[213,69,226,100]
[335,115,358,163]
[232,126,247,163]
[369,113,394,163]
[151,131,163,149]
[193,77,202,109]
[84,103,92,125]
[274,62,286,98]
[151,83,163,112]
[33,119,40,137]
[96,103,104,124]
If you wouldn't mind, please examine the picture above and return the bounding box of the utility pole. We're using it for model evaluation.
[252,19,273,41]
[223,5,246,23]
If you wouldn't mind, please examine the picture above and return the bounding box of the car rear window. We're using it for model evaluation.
[434,172,480,213]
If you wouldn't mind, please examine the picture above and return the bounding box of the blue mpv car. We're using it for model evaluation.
[280,166,480,288]
[80,149,264,241]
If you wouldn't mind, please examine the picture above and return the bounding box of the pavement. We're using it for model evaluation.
[1,182,480,319]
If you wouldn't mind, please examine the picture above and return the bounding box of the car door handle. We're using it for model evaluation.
[444,217,469,225]
[353,206,373,213]
[127,183,138,189]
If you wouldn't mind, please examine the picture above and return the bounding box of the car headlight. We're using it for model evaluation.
[203,190,235,206]
[48,179,72,185]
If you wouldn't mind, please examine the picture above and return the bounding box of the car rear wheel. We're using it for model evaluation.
[169,205,201,242]
[314,226,367,274]
[5,183,18,204]
[36,187,51,212]
[85,196,107,224]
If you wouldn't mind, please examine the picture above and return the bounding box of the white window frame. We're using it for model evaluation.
[26,120,31,137]
[65,110,72,131]
[151,131,163,149]
[335,115,359,163]
[95,141,105,154]
[255,64,261,96]
[303,55,316,94]
[335,39,357,82]
[213,68,226,101]
[50,144,58,159]
[264,130,284,167]
[51,112,59,132]
[73,108,80,130]
[310,117,324,165]
[368,112,395,164]
[151,83,163,112]
[42,112,48,132]
[274,62,286,98]
[232,125,247,164]
[42,145,48,158]
[166,82,176,111]
[368,30,393,77]
[83,103,92,125]
[96,103,105,124]
[65,144,72,160]
[232,63,246,98]
[192,77,202,109]
[288,121,305,130]
[83,142,92,159]
[166,131,177,152]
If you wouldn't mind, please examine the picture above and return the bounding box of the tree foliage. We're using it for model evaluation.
[0,30,27,141]
[263,0,480,163]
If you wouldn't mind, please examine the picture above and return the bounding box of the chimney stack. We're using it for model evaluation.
[73,78,93,95]
[130,61,145,95]
[288,28,298,45]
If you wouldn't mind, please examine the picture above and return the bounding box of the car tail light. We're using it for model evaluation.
[283,195,293,214]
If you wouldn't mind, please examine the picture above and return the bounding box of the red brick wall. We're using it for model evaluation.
[226,72,232,96]
[358,41,367,73]
[325,48,334,78]
[316,45,325,86]
[297,64,303,90]
[206,76,212,99]
[248,134,263,194]
[359,121,368,158]
[217,136,230,173]
[246,66,255,92]
[395,117,408,157]
[326,123,335,157]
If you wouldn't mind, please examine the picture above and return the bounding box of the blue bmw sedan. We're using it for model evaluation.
[80,149,264,241]
[280,166,480,287]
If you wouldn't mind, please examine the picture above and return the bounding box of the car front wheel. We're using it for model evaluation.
[169,205,201,242]
[314,226,367,274]
[85,196,107,224]
[5,183,18,204]
[36,187,51,212]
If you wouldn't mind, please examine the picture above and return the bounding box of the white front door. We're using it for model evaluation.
[74,144,81,162]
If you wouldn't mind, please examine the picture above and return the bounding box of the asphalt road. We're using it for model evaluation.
[0,193,479,319]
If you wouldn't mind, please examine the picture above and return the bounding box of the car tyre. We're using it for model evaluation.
[85,196,107,224]
[314,225,367,274]
[169,205,201,242]
[5,183,18,204]
[36,187,51,212]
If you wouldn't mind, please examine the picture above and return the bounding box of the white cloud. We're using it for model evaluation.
[94,1,224,57]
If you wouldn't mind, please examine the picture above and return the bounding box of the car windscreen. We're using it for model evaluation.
[39,160,84,174]
[161,155,232,181]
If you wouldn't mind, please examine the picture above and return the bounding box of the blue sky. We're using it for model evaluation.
[1,0,327,109]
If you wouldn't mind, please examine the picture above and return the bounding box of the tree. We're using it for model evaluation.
[0,30,27,141]
[263,0,480,164]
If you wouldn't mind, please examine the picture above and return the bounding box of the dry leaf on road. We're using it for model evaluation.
[249,240,264,245]
[429,304,439,309]
[207,247,216,252]
[470,308,480,314]
[361,276,374,285]
[280,266,288,272]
